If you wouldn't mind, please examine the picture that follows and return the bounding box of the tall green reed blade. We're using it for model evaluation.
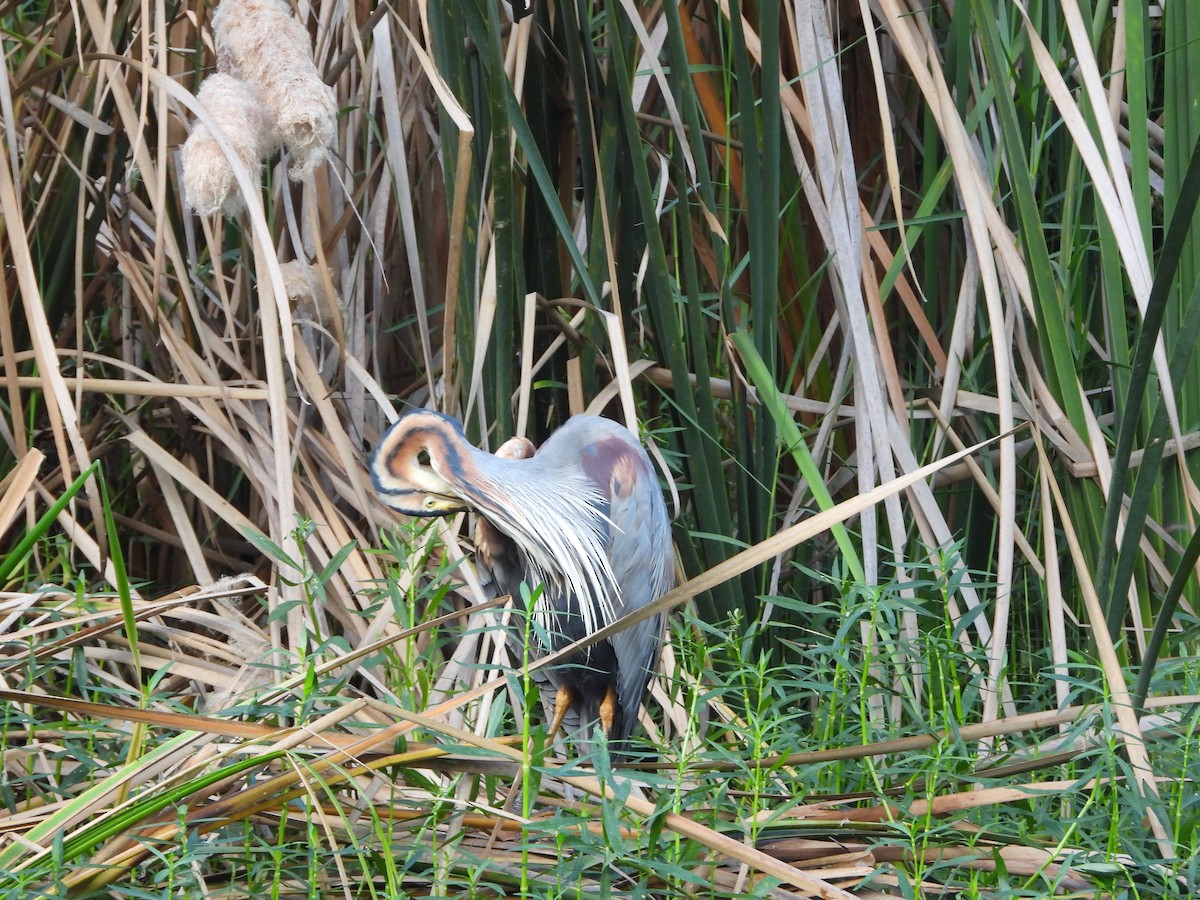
[1104,235,1200,642]
[460,0,524,435]
[1164,1,1200,324]
[516,3,593,416]
[1123,2,1152,254]
[441,2,604,313]
[557,0,601,241]
[962,1,1116,616]
[725,0,779,568]
[1096,132,1200,636]
[1132,517,1200,713]
[969,0,1088,434]
[561,0,612,286]
[499,88,602,308]
[657,1,726,225]
[519,14,569,305]
[749,0,780,555]
[426,2,485,416]
[656,0,742,618]
[1134,2,1200,644]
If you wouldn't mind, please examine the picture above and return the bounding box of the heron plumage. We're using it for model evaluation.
[370,410,674,753]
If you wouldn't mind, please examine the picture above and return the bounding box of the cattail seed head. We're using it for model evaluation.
[212,0,337,179]
[181,73,277,216]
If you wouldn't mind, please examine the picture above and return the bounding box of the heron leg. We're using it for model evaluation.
[547,684,573,740]
[598,683,617,737]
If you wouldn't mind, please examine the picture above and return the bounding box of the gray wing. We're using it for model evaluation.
[579,428,675,745]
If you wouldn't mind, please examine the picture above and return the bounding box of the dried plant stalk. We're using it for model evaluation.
[181,73,276,215]
[212,0,338,178]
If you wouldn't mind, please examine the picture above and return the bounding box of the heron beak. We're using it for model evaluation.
[419,493,469,515]
[373,483,470,517]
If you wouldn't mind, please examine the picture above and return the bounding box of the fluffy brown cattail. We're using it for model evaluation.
[181,73,277,216]
[212,0,337,179]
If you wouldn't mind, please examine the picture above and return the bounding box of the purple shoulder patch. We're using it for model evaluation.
[581,437,647,500]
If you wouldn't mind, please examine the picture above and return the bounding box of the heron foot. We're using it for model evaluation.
[599,684,617,737]
[547,684,573,740]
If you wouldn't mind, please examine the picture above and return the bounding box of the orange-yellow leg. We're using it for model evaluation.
[547,684,573,740]
[598,684,618,737]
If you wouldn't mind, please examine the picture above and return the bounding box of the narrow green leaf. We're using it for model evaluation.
[0,460,99,587]
[731,332,865,585]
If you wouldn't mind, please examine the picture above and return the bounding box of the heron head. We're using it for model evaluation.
[370,411,473,517]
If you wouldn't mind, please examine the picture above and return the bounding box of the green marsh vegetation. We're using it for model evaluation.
[0,0,1197,896]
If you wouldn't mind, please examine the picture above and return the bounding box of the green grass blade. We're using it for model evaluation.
[731,332,864,584]
[0,460,99,586]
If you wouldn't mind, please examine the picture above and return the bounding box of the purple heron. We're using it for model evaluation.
[370,410,673,755]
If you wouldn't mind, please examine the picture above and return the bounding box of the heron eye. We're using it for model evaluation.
[423,495,438,509]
